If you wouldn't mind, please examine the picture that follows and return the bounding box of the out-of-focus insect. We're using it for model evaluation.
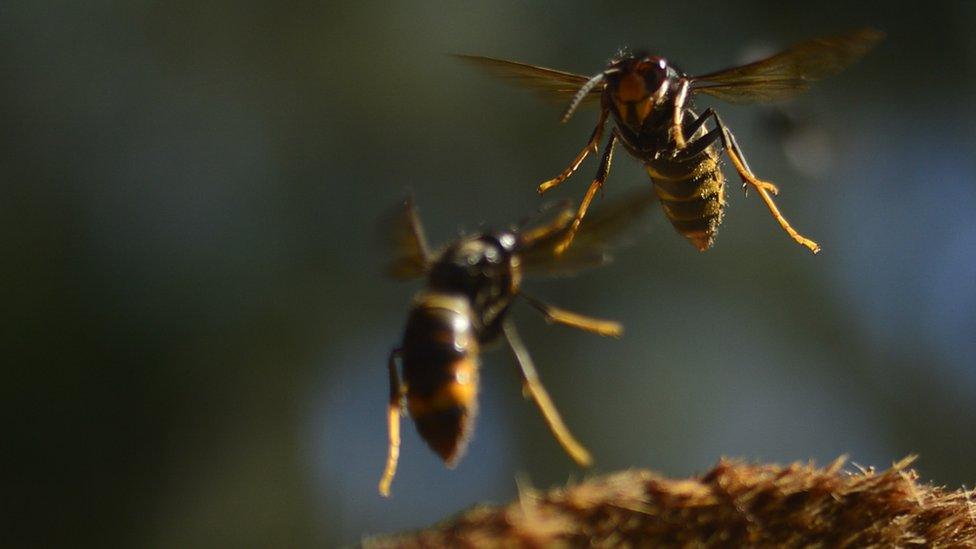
[457,28,883,254]
[378,191,655,496]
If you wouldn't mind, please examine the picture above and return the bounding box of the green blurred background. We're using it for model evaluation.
[4,1,975,546]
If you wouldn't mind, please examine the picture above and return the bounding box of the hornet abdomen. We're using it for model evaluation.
[401,293,480,466]
[646,140,726,251]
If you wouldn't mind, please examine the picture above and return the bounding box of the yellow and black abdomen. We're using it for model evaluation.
[401,293,480,466]
[647,146,727,251]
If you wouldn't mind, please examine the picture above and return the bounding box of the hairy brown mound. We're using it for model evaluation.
[367,456,976,548]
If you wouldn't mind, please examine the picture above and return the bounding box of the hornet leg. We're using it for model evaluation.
[538,109,609,195]
[519,292,623,338]
[378,348,404,497]
[678,109,821,254]
[669,78,691,149]
[502,320,593,467]
[679,106,717,145]
[555,132,618,255]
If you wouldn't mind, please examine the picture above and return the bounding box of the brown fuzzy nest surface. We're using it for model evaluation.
[367,456,976,548]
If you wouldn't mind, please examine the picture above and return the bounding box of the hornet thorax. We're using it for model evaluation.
[426,231,520,341]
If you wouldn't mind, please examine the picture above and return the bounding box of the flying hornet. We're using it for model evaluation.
[378,191,654,496]
[458,28,883,254]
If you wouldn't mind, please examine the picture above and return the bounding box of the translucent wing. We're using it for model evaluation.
[691,28,884,104]
[455,54,603,106]
[381,196,432,279]
[519,188,657,277]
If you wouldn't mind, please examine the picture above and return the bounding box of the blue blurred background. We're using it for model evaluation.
[4,1,975,546]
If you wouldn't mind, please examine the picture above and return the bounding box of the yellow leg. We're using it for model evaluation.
[724,146,820,254]
[670,79,690,150]
[503,321,592,467]
[378,349,404,497]
[554,133,617,255]
[554,178,601,255]
[519,293,623,337]
[538,109,608,195]
[725,146,780,195]
[754,183,821,254]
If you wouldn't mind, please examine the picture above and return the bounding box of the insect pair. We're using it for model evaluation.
[379,28,883,495]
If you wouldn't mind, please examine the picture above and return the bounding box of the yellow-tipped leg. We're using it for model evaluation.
[539,151,592,195]
[670,79,690,150]
[522,376,593,467]
[554,178,602,255]
[724,142,819,254]
[378,403,401,497]
[541,306,622,338]
[378,349,404,497]
[502,321,593,467]
[519,293,623,338]
[554,133,617,255]
[753,184,821,254]
[538,110,608,195]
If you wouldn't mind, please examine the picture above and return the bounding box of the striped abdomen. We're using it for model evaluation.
[647,146,727,251]
[401,294,480,466]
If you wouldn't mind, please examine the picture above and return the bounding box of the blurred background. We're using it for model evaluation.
[3,1,974,546]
